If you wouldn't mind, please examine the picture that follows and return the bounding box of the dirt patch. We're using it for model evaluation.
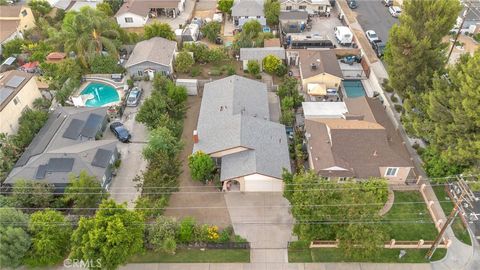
[164,95,231,227]
[176,60,245,80]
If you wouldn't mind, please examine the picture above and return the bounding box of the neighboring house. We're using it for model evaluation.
[232,0,266,28]
[115,0,186,28]
[0,6,35,55]
[279,10,309,33]
[456,1,480,33]
[240,47,286,71]
[298,49,343,95]
[5,107,118,191]
[0,71,42,135]
[302,101,348,119]
[124,37,177,77]
[47,0,104,11]
[304,97,414,184]
[280,0,331,15]
[193,76,291,192]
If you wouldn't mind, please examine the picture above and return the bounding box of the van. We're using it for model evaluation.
[334,26,353,46]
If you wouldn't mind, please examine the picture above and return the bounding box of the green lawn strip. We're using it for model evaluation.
[288,246,447,263]
[382,191,438,241]
[129,249,250,263]
[432,186,472,245]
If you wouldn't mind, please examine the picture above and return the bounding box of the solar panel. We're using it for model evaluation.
[5,76,26,88]
[62,119,85,139]
[80,113,103,138]
[0,87,14,105]
[47,158,74,172]
[35,165,48,179]
[91,149,113,168]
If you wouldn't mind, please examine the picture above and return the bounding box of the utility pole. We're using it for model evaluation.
[425,176,475,260]
[447,1,471,63]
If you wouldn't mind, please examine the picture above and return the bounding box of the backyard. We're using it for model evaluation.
[129,249,250,263]
[382,191,439,241]
[432,185,472,245]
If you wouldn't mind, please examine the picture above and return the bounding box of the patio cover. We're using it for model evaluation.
[307,83,326,96]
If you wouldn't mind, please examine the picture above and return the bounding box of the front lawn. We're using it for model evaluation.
[288,246,447,263]
[432,185,472,245]
[129,248,250,263]
[382,191,439,241]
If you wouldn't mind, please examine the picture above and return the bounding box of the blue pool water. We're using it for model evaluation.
[343,80,366,98]
[80,82,119,107]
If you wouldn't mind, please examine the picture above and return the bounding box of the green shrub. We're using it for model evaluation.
[255,74,262,79]
[210,68,222,76]
[178,217,196,243]
[390,94,398,103]
[247,60,260,75]
[127,79,134,88]
[227,65,236,75]
[190,66,201,77]
[275,64,288,77]
[394,104,403,113]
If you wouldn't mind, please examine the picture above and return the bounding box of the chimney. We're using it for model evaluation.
[193,130,199,144]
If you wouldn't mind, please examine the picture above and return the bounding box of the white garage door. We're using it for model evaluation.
[244,177,283,192]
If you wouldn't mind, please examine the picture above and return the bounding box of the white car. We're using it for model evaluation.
[389,6,402,17]
[365,30,379,44]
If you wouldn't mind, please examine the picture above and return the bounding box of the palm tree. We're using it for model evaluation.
[53,7,119,67]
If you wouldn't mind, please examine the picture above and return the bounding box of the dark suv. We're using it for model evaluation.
[110,122,131,143]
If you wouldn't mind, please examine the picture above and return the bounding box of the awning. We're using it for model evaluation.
[307,83,326,96]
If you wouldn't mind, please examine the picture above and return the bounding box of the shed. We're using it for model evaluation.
[176,79,198,96]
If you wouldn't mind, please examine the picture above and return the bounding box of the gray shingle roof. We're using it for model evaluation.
[240,47,286,61]
[125,37,177,69]
[232,0,264,17]
[193,76,291,181]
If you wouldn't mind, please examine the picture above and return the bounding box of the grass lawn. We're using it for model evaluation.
[382,191,439,241]
[288,246,447,263]
[129,249,250,263]
[432,186,472,246]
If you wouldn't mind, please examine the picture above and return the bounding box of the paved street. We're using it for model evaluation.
[106,81,150,208]
[354,0,398,43]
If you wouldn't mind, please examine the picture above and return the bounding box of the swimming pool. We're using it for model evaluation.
[343,80,366,98]
[80,82,119,107]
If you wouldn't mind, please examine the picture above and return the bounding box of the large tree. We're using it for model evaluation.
[0,208,31,268]
[218,0,234,14]
[174,51,195,73]
[143,126,183,161]
[12,180,54,208]
[28,210,72,266]
[264,0,280,27]
[64,171,108,214]
[52,7,120,67]
[201,21,221,43]
[405,52,480,176]
[385,0,460,97]
[144,22,175,40]
[70,199,144,270]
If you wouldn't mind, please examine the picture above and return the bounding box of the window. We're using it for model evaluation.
[299,5,307,10]
[338,177,348,182]
[257,16,261,19]
[286,6,292,10]
[125,17,133,23]
[21,10,27,17]
[385,167,399,177]
[244,16,249,19]
[137,70,143,76]
[13,97,20,105]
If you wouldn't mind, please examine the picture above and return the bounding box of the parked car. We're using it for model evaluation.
[126,87,142,107]
[340,55,361,65]
[110,122,131,143]
[389,6,402,17]
[348,0,358,9]
[372,40,386,57]
[365,30,379,44]
[382,0,393,7]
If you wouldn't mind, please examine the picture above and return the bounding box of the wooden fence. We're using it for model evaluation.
[309,239,450,249]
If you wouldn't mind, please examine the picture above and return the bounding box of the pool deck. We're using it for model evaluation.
[73,77,126,107]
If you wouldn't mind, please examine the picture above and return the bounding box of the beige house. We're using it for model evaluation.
[0,71,42,135]
[304,97,415,184]
[280,0,331,15]
[298,50,343,96]
[0,6,36,55]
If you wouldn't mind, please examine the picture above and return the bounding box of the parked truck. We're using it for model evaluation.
[334,26,353,46]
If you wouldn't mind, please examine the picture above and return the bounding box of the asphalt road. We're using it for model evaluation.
[354,0,399,43]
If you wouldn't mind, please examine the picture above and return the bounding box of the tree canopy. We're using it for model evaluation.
[143,126,183,161]
[174,51,195,73]
[0,208,31,268]
[263,54,282,74]
[70,199,144,270]
[64,171,108,214]
[264,0,280,27]
[12,180,54,208]
[201,21,221,43]
[144,22,176,40]
[188,151,215,182]
[218,0,234,14]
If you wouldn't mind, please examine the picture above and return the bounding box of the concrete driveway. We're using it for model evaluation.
[106,81,151,208]
[225,192,295,263]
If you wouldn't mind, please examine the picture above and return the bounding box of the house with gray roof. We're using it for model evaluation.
[240,47,286,71]
[232,0,266,28]
[124,37,177,78]
[193,76,291,192]
[5,107,118,192]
